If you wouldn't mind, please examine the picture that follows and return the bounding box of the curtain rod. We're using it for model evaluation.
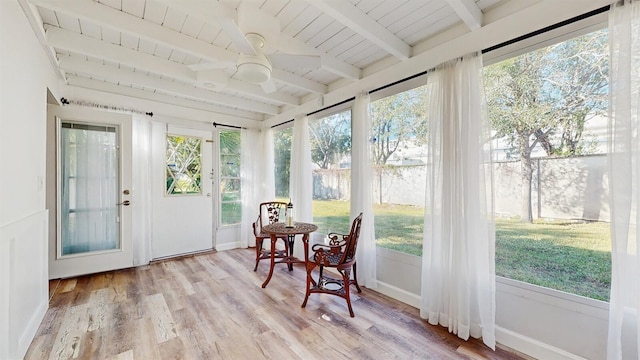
[482,5,610,54]
[213,121,245,129]
[271,118,294,128]
[60,97,153,117]
[269,5,609,127]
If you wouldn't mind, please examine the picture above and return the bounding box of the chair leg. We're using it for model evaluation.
[301,263,317,309]
[253,238,262,271]
[352,262,362,293]
[342,269,355,317]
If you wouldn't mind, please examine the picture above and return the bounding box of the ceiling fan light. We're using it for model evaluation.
[236,51,272,84]
[237,62,271,84]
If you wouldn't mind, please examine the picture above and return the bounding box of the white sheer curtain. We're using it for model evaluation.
[351,92,377,289]
[240,128,264,248]
[607,1,640,359]
[420,54,496,349]
[132,115,153,265]
[289,115,313,223]
[261,128,276,201]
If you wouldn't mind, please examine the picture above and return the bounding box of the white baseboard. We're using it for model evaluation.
[374,280,421,308]
[16,300,48,360]
[215,242,239,252]
[496,326,586,360]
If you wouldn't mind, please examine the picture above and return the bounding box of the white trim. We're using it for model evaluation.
[374,280,421,308]
[496,326,588,360]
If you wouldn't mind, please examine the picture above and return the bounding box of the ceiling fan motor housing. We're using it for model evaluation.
[236,33,272,84]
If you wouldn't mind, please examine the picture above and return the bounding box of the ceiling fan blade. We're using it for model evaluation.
[269,54,321,70]
[217,17,256,55]
[260,79,277,93]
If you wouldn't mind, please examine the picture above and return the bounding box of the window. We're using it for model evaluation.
[369,85,429,256]
[274,127,292,199]
[310,110,351,235]
[166,134,202,195]
[219,130,241,225]
[484,28,610,301]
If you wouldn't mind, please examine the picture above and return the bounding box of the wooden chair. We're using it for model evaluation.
[302,213,363,317]
[252,201,289,271]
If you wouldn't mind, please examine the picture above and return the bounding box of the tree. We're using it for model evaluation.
[484,29,608,222]
[369,85,428,203]
[370,86,428,166]
[274,127,292,197]
[309,111,351,169]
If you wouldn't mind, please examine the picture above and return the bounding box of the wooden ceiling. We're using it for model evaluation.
[26,0,505,122]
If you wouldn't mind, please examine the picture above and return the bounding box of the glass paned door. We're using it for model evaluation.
[60,122,119,257]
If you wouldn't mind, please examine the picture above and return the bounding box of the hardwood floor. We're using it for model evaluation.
[26,249,530,360]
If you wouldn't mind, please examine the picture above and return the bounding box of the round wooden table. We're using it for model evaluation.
[260,222,317,288]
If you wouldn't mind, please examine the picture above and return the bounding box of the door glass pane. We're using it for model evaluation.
[166,134,202,195]
[61,122,119,256]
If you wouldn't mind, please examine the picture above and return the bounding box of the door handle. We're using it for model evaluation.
[117,200,131,206]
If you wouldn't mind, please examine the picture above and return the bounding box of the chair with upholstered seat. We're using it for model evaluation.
[252,201,289,271]
[302,213,363,317]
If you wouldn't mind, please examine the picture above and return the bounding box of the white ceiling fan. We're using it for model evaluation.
[175,1,322,93]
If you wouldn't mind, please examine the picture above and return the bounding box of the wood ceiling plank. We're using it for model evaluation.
[37,7,59,26]
[161,7,187,32]
[101,26,121,45]
[444,0,483,30]
[306,0,411,60]
[352,0,386,14]
[305,20,343,49]
[142,1,167,25]
[122,0,145,17]
[377,0,427,28]
[295,13,334,45]
[180,15,205,38]
[366,0,409,21]
[285,5,320,37]
[120,32,140,50]
[153,42,173,59]
[55,11,81,32]
[386,1,446,36]
[316,27,355,53]
[277,1,310,35]
[79,18,101,39]
[97,0,121,11]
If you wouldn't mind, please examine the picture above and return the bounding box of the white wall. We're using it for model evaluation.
[372,248,610,360]
[0,1,61,358]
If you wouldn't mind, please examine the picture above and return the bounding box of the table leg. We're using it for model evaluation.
[287,234,295,271]
[261,234,277,288]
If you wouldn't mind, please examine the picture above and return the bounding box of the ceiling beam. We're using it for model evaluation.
[65,75,264,121]
[59,56,280,115]
[305,0,411,60]
[46,27,299,106]
[444,0,483,30]
[276,35,361,80]
[271,70,327,94]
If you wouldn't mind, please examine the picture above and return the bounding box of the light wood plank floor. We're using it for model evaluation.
[26,249,530,360]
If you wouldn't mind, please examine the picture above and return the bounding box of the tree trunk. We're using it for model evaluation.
[519,138,534,223]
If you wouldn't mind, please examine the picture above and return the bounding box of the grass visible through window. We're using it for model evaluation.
[311,200,611,301]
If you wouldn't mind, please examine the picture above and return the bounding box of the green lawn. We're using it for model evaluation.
[310,199,612,301]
